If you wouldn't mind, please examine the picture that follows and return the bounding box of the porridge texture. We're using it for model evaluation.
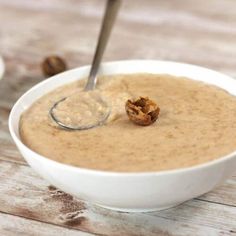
[20,73,236,172]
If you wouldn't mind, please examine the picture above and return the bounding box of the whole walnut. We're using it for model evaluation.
[41,55,67,77]
[125,97,160,126]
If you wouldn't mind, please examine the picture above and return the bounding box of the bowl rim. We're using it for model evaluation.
[8,59,236,177]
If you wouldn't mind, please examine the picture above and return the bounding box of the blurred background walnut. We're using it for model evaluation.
[41,55,67,77]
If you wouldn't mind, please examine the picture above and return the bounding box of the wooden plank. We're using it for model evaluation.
[147,199,236,232]
[0,160,235,236]
[0,114,25,165]
[197,177,236,207]
[0,212,93,236]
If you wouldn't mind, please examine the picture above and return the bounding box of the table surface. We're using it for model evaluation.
[0,0,236,235]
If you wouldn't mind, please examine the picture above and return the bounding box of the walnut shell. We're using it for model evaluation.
[125,97,160,126]
[41,55,67,77]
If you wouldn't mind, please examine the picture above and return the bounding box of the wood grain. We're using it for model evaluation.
[0,0,236,235]
[0,212,93,236]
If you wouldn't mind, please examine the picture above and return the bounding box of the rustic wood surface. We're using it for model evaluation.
[0,0,236,235]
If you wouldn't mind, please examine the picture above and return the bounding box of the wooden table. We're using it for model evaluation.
[0,0,235,235]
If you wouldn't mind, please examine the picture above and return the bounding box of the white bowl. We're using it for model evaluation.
[9,60,236,212]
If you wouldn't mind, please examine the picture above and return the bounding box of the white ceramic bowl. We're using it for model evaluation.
[9,60,236,212]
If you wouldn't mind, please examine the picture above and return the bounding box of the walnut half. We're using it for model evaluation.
[125,97,160,126]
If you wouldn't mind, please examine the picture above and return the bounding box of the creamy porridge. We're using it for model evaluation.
[20,73,236,172]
